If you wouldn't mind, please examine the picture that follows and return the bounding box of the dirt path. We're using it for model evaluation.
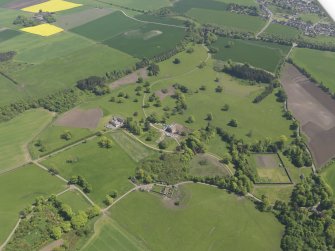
[39,239,64,251]
[255,3,273,38]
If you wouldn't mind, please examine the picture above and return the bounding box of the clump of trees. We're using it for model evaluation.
[7,195,100,251]
[98,136,112,148]
[69,175,92,193]
[223,63,275,83]
[76,76,109,96]
[61,130,72,141]
[0,51,16,62]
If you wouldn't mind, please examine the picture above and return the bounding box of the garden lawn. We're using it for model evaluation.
[108,183,283,251]
[186,8,266,33]
[213,37,290,72]
[0,109,53,171]
[58,189,91,211]
[0,163,66,243]
[291,48,335,93]
[42,134,137,205]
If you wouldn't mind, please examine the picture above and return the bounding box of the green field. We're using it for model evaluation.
[0,164,65,243]
[172,0,228,13]
[263,23,301,40]
[98,184,284,251]
[253,185,294,204]
[0,109,53,171]
[58,189,91,211]
[213,37,290,72]
[321,162,335,199]
[249,154,290,183]
[104,24,186,58]
[0,73,28,105]
[189,154,230,177]
[145,59,292,143]
[29,125,93,159]
[71,11,186,58]
[42,134,137,205]
[0,28,20,43]
[100,0,172,10]
[291,48,335,92]
[186,8,265,33]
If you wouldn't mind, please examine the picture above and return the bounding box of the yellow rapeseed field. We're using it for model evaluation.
[21,24,64,36]
[22,0,82,13]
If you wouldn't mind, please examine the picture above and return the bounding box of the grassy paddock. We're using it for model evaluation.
[42,134,137,205]
[189,154,230,177]
[321,162,335,199]
[58,189,91,211]
[108,183,283,251]
[213,37,290,72]
[0,163,66,243]
[0,109,53,171]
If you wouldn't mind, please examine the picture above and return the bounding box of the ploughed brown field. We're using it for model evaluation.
[4,0,46,9]
[280,64,335,168]
[55,108,103,129]
[109,68,148,89]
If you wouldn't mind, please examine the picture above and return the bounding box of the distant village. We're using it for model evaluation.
[257,0,335,37]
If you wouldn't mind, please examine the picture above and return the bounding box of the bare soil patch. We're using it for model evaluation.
[56,8,113,30]
[109,68,148,89]
[255,154,278,168]
[155,85,175,100]
[39,239,64,251]
[280,64,335,168]
[5,0,47,9]
[55,108,103,129]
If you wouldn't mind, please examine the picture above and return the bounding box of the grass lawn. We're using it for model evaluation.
[145,61,292,143]
[189,154,230,177]
[291,48,335,93]
[110,130,155,162]
[42,134,137,205]
[58,189,91,211]
[321,162,335,199]
[0,109,53,172]
[81,216,147,251]
[249,154,290,183]
[253,185,294,204]
[107,183,283,251]
[186,8,266,33]
[213,37,290,72]
[29,125,94,159]
[0,163,66,243]
[263,23,301,40]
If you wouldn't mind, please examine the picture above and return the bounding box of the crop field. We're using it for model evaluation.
[106,184,283,251]
[42,134,137,205]
[0,109,53,171]
[10,44,136,97]
[213,37,290,72]
[291,48,335,93]
[71,11,186,59]
[186,8,266,33]
[21,23,64,36]
[249,154,290,183]
[189,154,230,177]
[281,64,335,168]
[172,0,228,13]
[146,60,292,143]
[263,23,301,40]
[101,0,171,11]
[0,163,66,243]
[58,189,91,211]
[104,24,186,59]
[28,124,93,159]
[21,0,82,13]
